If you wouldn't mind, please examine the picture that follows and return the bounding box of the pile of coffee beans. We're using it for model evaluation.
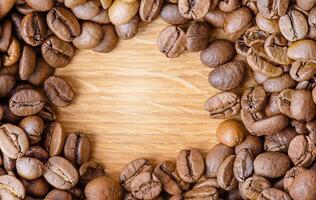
[0,0,316,199]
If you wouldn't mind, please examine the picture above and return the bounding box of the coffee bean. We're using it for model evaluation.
[200,39,235,68]
[204,9,227,28]
[178,0,210,19]
[208,61,245,91]
[28,58,55,87]
[9,88,45,116]
[184,187,219,199]
[290,61,316,81]
[217,155,238,191]
[85,176,123,200]
[37,104,57,121]
[44,189,73,200]
[264,34,293,65]
[239,175,271,199]
[0,19,12,52]
[193,178,219,189]
[65,0,88,8]
[100,0,112,9]
[177,149,204,183]
[258,188,292,200]
[204,92,241,119]
[131,172,162,199]
[216,119,245,147]
[90,9,111,24]
[44,76,74,107]
[241,86,267,114]
[71,0,100,20]
[0,74,15,98]
[291,120,309,135]
[41,36,75,68]
[16,0,36,15]
[186,21,210,52]
[3,36,21,67]
[44,156,79,190]
[119,158,153,191]
[25,0,54,11]
[297,0,316,11]
[21,177,49,198]
[64,132,91,166]
[19,45,36,81]
[0,0,16,19]
[243,26,269,46]
[26,145,50,161]
[19,115,44,144]
[235,134,263,156]
[233,149,254,182]
[287,39,316,61]
[16,157,45,180]
[46,7,81,42]
[256,13,281,34]
[264,127,297,152]
[21,13,47,46]
[68,187,84,200]
[157,25,186,58]
[219,0,240,12]
[283,166,307,191]
[79,161,106,184]
[108,0,140,25]
[0,175,26,199]
[93,24,118,53]
[73,21,104,49]
[115,15,140,40]
[288,135,316,167]
[265,93,281,117]
[263,73,297,93]
[257,0,289,19]
[44,122,66,157]
[279,9,308,41]
[160,4,190,25]
[139,0,163,22]
[289,170,316,200]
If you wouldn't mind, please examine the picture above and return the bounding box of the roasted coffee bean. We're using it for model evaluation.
[243,26,269,46]
[85,176,123,200]
[176,149,204,183]
[9,88,45,116]
[242,0,258,14]
[257,0,289,19]
[21,13,47,46]
[239,175,271,199]
[204,9,227,28]
[291,120,309,135]
[93,24,118,53]
[258,188,291,200]
[0,19,12,52]
[283,166,306,191]
[265,93,281,117]
[287,39,316,61]
[38,104,57,121]
[204,92,241,119]
[44,122,66,157]
[2,37,21,67]
[21,177,49,198]
[0,74,16,98]
[309,7,316,27]
[263,73,296,93]
[264,34,293,65]
[115,15,140,40]
[44,156,79,190]
[19,45,36,81]
[241,86,267,114]
[256,13,281,33]
[44,189,73,200]
[71,0,100,20]
[46,7,81,42]
[205,143,234,178]
[0,175,26,199]
[154,160,190,195]
[235,134,262,156]
[131,172,162,199]
[184,187,219,199]
[208,61,245,91]
[79,161,106,183]
[178,0,210,19]
[73,21,104,49]
[10,12,23,40]
[3,104,21,124]
[108,0,139,25]
[0,0,16,19]
[90,9,111,24]
[64,0,88,8]
[120,158,153,191]
[100,0,112,9]
[68,187,84,200]
[28,58,55,87]
[19,115,44,144]
[16,0,36,15]
[26,145,50,161]
[216,119,245,147]
[252,71,269,85]
[3,151,16,172]
[64,132,90,166]
[16,157,45,180]
[233,149,254,182]
[193,178,219,189]
[224,7,253,39]
[201,39,235,68]
[139,0,163,22]
[218,0,240,12]
[264,127,297,152]
[25,0,54,11]
[186,21,210,52]
[290,61,316,81]
[289,170,316,200]
[160,4,190,25]
[44,76,74,107]
[288,135,316,167]
[157,25,186,58]
[217,155,237,191]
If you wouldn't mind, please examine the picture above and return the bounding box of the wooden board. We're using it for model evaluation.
[55,18,254,177]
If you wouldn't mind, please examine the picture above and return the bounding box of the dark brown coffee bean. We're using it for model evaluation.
[131,172,162,199]
[204,9,227,28]
[68,187,84,200]
[217,155,237,191]
[93,24,118,53]
[44,156,79,190]
[233,149,254,182]
[19,115,44,144]
[79,161,106,184]
[157,25,186,58]
[19,45,36,81]
[26,145,49,161]
[290,61,316,81]
[200,39,235,68]
[154,160,190,195]
[28,58,55,87]
[65,0,88,8]
[115,15,140,40]
[41,36,75,68]
[178,0,210,19]
[37,104,57,121]
[160,4,190,25]
[0,74,15,98]
[46,7,81,42]
[64,132,91,166]
[0,175,26,199]
[288,135,316,167]
[120,158,153,191]
[176,149,204,183]
[21,177,49,198]
[186,21,210,52]
[263,73,297,93]
[71,0,100,20]
[139,0,163,22]
[257,0,289,19]
[235,134,262,156]
[258,188,291,200]
[85,176,123,200]
[21,13,47,46]
[2,36,21,67]
[3,103,21,124]
[44,122,66,157]
[239,175,271,200]
[9,89,45,117]
[289,170,316,200]
[287,39,316,61]
[208,61,245,91]
[16,157,45,180]
[73,21,104,49]
[0,19,12,52]
[241,86,267,114]
[204,92,241,119]
[264,34,293,65]
[264,127,297,152]
[184,187,219,200]
[0,124,29,159]
[283,166,307,191]
[44,76,74,107]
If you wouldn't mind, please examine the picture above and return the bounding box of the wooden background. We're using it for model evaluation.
[55,18,254,177]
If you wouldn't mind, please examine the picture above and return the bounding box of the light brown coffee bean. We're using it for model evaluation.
[108,0,139,25]
[263,73,297,93]
[239,175,271,200]
[255,13,280,33]
[241,86,267,114]
[204,9,227,28]
[217,155,238,191]
[288,135,316,167]
[64,132,91,166]
[287,39,316,61]
[16,157,45,180]
[264,34,293,65]
[257,0,289,19]
[0,175,26,199]
[290,61,316,81]
[19,115,44,144]
[216,119,245,147]
[73,21,104,49]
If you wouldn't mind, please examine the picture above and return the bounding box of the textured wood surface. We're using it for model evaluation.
[55,18,254,177]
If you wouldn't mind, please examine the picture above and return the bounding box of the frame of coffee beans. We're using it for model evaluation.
[0,0,315,199]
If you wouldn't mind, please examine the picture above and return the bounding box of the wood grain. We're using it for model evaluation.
[55,18,254,177]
